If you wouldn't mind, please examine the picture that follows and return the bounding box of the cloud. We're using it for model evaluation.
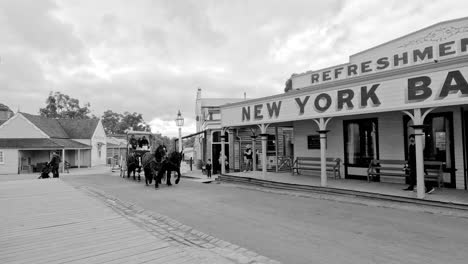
[149,116,196,139]
[1,0,468,137]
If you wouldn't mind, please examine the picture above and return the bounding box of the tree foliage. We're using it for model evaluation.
[101,110,150,135]
[39,91,92,119]
[152,133,176,152]
[183,137,195,148]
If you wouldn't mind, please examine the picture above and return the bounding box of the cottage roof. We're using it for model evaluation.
[20,113,99,139]
[0,138,90,149]
[57,119,99,139]
[21,113,69,138]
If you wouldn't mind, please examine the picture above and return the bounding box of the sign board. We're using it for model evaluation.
[221,67,468,127]
[292,18,468,89]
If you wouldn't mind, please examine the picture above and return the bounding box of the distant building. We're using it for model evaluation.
[0,112,106,174]
[106,134,127,167]
[182,147,194,161]
[193,88,293,174]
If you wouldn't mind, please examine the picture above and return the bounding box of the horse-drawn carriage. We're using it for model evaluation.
[120,130,184,188]
[120,130,153,180]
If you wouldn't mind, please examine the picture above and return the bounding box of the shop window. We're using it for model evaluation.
[307,135,320,149]
[0,150,4,164]
[212,131,220,143]
[267,135,276,152]
[404,113,453,169]
[98,143,103,158]
[212,131,228,143]
[344,119,378,167]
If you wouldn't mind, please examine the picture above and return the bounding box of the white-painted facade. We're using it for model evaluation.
[0,114,48,138]
[221,17,468,191]
[90,120,107,166]
[0,113,106,174]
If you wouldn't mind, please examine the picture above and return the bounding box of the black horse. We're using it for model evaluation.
[142,145,167,188]
[157,151,183,186]
[127,152,142,181]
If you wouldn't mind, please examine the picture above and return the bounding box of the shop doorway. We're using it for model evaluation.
[343,118,379,180]
[211,131,229,174]
[212,144,229,174]
[403,112,456,188]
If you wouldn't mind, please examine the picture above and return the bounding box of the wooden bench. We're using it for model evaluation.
[292,157,341,179]
[423,161,444,187]
[367,159,408,182]
[368,159,444,187]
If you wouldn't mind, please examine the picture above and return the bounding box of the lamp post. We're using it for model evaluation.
[175,110,184,152]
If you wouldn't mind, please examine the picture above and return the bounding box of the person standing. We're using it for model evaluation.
[49,151,61,178]
[403,135,435,194]
[205,159,212,178]
[243,144,252,172]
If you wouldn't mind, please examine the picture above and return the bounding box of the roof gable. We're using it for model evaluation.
[0,113,49,139]
[21,113,69,138]
[18,113,99,139]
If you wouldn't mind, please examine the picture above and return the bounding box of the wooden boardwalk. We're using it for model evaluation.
[0,179,225,264]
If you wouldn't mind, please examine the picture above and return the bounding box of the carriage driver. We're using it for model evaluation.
[129,135,138,150]
[139,136,149,150]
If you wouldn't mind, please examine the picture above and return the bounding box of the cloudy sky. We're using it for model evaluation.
[1,0,467,137]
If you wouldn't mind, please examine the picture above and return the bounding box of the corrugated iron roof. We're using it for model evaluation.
[0,138,91,149]
[57,119,99,139]
[21,113,69,138]
[20,113,99,139]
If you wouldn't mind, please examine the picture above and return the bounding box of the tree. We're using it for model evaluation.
[101,110,122,135]
[101,110,151,135]
[151,133,175,152]
[39,91,92,119]
[183,137,195,148]
[284,78,292,93]
[119,112,150,133]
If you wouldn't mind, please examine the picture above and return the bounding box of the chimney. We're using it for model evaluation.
[196,87,202,100]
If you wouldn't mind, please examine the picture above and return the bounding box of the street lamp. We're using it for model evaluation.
[175,110,184,152]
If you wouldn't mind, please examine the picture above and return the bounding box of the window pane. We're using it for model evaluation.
[212,132,220,142]
[346,123,360,164]
[267,135,276,152]
[345,119,378,166]
[423,116,451,168]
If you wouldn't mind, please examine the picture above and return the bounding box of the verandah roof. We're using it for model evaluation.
[0,138,91,149]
